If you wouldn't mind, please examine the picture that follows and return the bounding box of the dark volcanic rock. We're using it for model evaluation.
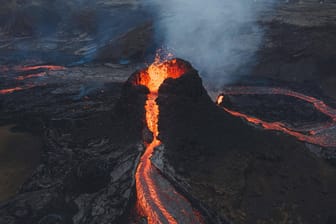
[157,68,336,224]
[0,65,148,224]
[0,1,152,65]
[222,94,331,125]
[253,1,336,100]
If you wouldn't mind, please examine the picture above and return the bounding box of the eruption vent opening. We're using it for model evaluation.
[133,57,191,93]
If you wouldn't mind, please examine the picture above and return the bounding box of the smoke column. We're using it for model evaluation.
[144,0,275,88]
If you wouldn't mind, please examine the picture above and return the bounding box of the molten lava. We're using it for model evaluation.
[0,87,25,95]
[15,65,65,72]
[217,87,336,147]
[136,58,190,93]
[0,64,65,95]
[15,72,47,81]
[134,57,203,223]
[0,85,35,95]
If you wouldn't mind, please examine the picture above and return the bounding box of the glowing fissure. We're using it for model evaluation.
[217,87,336,147]
[134,58,203,223]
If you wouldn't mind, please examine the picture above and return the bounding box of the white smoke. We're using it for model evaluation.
[144,0,275,88]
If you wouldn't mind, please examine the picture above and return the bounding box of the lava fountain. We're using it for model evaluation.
[133,57,204,223]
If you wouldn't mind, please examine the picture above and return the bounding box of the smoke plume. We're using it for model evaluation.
[145,0,275,88]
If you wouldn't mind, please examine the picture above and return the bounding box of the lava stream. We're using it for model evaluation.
[15,72,47,81]
[13,65,65,80]
[216,87,336,147]
[0,64,65,94]
[134,58,204,223]
[219,86,336,120]
[14,65,65,72]
[0,85,36,95]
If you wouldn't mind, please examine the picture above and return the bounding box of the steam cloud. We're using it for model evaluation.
[145,0,275,88]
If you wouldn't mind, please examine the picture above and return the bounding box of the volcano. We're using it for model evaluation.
[1,57,336,224]
[121,58,207,223]
[116,57,336,223]
[153,65,336,223]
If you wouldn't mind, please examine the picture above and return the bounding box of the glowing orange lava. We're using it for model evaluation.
[217,87,336,147]
[15,72,47,81]
[0,85,35,94]
[15,65,65,72]
[219,86,336,121]
[134,57,203,223]
[0,64,65,95]
[136,58,189,93]
[216,95,224,105]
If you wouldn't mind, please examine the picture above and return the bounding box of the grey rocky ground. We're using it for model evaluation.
[252,0,336,99]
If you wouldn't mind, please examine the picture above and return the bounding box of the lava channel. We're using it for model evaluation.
[133,57,204,224]
[216,87,336,147]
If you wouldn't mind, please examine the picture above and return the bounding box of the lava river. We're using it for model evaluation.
[217,86,336,148]
[134,58,204,224]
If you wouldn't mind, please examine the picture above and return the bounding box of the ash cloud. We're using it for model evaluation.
[145,0,275,88]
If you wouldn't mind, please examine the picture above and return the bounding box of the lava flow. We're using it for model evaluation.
[15,72,47,81]
[14,65,65,72]
[0,86,31,94]
[0,64,65,95]
[133,57,204,224]
[14,65,65,81]
[217,87,336,147]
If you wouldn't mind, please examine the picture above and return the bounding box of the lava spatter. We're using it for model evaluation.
[133,56,204,224]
